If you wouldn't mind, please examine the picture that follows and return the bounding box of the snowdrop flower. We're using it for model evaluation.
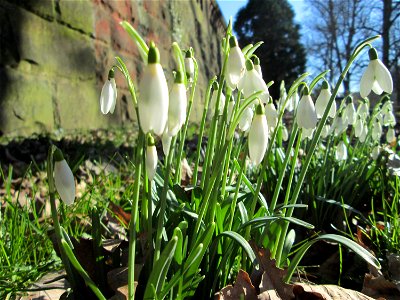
[332,112,347,136]
[209,82,226,117]
[54,148,75,206]
[382,100,396,126]
[281,125,289,141]
[146,134,158,180]
[360,48,393,98]
[227,96,235,123]
[138,42,169,136]
[100,69,117,114]
[344,97,356,125]
[239,106,253,132]
[354,116,364,138]
[238,59,269,103]
[315,81,335,118]
[184,49,195,79]
[161,127,172,156]
[168,71,187,136]
[301,128,314,141]
[225,36,246,90]
[372,118,382,142]
[359,124,368,142]
[335,141,348,161]
[357,98,369,119]
[265,99,278,129]
[387,127,396,143]
[321,124,330,138]
[248,103,269,165]
[287,91,299,112]
[372,145,381,160]
[254,56,262,77]
[296,86,317,130]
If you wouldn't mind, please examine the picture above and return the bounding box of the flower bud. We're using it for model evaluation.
[54,148,75,206]
[225,36,246,90]
[184,50,195,78]
[387,127,396,144]
[315,81,335,118]
[372,119,382,142]
[335,141,347,161]
[344,98,356,125]
[100,69,117,114]
[138,42,169,136]
[248,104,269,165]
[168,72,187,136]
[265,100,278,129]
[146,135,158,180]
[296,87,317,130]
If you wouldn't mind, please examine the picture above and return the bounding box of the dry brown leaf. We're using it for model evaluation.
[107,266,141,300]
[294,283,377,300]
[215,269,257,300]
[21,270,70,300]
[362,273,400,300]
[108,201,131,227]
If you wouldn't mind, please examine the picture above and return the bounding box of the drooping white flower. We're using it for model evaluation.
[225,36,246,90]
[209,82,226,117]
[146,135,158,180]
[168,72,187,136]
[162,127,172,156]
[372,145,381,160]
[239,106,253,132]
[359,124,368,142]
[296,87,318,130]
[287,91,299,112]
[53,148,75,206]
[238,59,269,103]
[382,100,396,126]
[315,81,335,118]
[321,124,330,138]
[360,48,393,98]
[344,97,356,125]
[372,118,382,142]
[354,117,364,138]
[100,69,117,114]
[281,125,289,141]
[254,56,262,77]
[357,99,369,119]
[332,112,347,136]
[335,141,348,161]
[265,100,278,129]
[301,128,314,141]
[387,127,396,144]
[184,50,195,79]
[248,104,269,165]
[138,42,169,136]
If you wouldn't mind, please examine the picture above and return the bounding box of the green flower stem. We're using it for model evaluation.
[269,124,299,213]
[128,131,144,300]
[174,58,198,184]
[228,148,248,231]
[47,147,76,292]
[147,177,153,269]
[275,130,302,265]
[61,240,106,300]
[275,37,380,272]
[192,78,215,187]
[220,132,234,197]
[154,136,177,263]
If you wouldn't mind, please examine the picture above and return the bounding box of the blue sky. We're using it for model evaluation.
[216,0,307,26]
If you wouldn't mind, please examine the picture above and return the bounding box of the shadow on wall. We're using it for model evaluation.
[0,0,21,137]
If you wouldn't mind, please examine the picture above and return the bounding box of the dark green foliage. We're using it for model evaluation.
[234,0,306,98]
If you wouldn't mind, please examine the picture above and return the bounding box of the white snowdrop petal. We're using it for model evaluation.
[372,146,381,160]
[109,79,117,114]
[387,128,396,143]
[296,95,317,130]
[354,119,363,138]
[315,89,330,118]
[185,57,195,77]
[335,141,347,161]
[100,80,114,114]
[138,64,169,136]
[226,46,245,90]
[282,126,289,141]
[168,83,187,136]
[146,145,158,180]
[345,103,356,125]
[54,160,75,205]
[239,107,253,132]
[265,103,278,129]
[375,59,393,94]
[248,114,269,165]
[360,64,374,98]
[371,80,383,95]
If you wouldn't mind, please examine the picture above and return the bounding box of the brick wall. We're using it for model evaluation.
[0,0,225,137]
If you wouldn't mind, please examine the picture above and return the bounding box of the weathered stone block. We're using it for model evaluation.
[13,7,95,79]
[56,78,110,131]
[5,0,55,20]
[0,68,54,136]
[58,0,94,35]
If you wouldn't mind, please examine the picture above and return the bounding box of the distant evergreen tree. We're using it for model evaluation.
[234,0,306,99]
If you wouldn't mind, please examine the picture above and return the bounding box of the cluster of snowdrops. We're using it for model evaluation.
[49,20,397,299]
